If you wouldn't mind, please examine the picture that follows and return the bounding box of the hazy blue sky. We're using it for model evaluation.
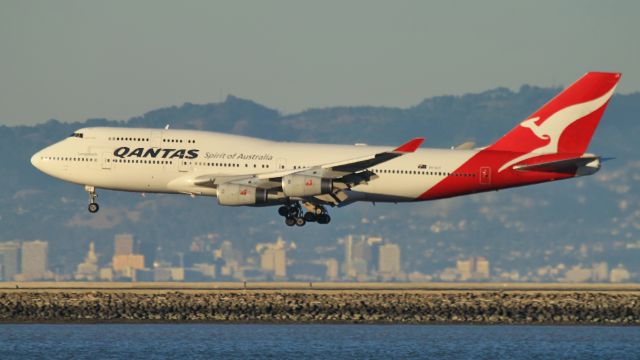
[1,0,638,126]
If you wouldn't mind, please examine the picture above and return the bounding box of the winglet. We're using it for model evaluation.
[393,137,424,153]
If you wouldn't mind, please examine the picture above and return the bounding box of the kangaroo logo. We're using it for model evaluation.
[498,86,616,172]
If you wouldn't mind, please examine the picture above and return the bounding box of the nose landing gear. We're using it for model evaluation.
[85,185,99,213]
[278,202,330,226]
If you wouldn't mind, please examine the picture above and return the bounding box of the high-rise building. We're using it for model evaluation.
[475,257,490,279]
[75,241,99,280]
[592,262,609,282]
[112,234,146,279]
[217,240,243,264]
[343,235,354,277]
[0,241,20,281]
[351,258,368,277]
[456,257,491,281]
[352,239,372,267]
[343,235,374,278]
[378,243,401,276]
[456,258,473,281]
[326,258,339,280]
[256,236,296,278]
[20,240,48,279]
[259,238,287,278]
[272,248,286,278]
[114,234,134,255]
[368,237,383,273]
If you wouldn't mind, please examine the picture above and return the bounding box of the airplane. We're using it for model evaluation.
[31,72,621,226]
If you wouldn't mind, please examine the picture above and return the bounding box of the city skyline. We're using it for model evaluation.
[0,231,635,284]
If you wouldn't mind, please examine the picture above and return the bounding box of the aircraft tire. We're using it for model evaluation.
[88,203,99,213]
[303,212,317,222]
[317,214,331,224]
[278,206,289,217]
[285,217,296,226]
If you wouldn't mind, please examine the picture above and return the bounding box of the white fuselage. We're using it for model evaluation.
[31,127,478,203]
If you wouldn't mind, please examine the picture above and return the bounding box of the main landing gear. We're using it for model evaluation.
[85,185,99,213]
[278,202,331,227]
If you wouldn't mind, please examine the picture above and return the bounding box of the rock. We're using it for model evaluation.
[0,290,638,324]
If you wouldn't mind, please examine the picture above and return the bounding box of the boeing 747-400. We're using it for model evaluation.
[31,72,620,226]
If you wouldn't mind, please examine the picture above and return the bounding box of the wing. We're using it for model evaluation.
[253,137,424,180]
[170,137,425,205]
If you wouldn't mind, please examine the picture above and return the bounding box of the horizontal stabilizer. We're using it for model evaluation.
[453,141,476,150]
[513,155,600,174]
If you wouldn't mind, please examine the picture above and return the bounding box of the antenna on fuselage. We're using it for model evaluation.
[164,124,170,130]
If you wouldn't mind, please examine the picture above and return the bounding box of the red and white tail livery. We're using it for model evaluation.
[31,72,621,226]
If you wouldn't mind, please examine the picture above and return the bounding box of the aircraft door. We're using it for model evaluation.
[276,158,287,171]
[150,131,162,147]
[102,152,112,170]
[479,166,491,184]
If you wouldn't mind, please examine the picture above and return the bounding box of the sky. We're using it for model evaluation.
[1,0,638,126]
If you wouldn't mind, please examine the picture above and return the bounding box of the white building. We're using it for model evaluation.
[20,240,48,280]
[258,236,288,278]
[75,241,99,280]
[610,265,631,283]
[378,243,401,277]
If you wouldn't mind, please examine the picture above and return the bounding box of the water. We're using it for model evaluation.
[0,324,638,359]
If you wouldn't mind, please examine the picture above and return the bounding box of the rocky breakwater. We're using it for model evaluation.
[0,291,638,324]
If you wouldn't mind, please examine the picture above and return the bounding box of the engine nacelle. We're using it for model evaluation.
[282,175,332,197]
[216,184,268,206]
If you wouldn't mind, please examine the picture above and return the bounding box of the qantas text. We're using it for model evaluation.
[113,147,199,159]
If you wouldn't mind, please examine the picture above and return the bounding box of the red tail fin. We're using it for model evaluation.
[491,72,621,155]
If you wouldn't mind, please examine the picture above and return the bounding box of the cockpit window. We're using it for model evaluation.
[69,132,84,138]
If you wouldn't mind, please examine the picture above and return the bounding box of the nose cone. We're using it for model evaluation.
[31,151,42,171]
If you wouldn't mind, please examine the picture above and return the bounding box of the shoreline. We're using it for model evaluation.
[1,287,638,325]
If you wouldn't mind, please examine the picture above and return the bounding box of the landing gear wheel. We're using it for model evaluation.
[317,214,331,224]
[85,185,99,214]
[278,206,289,217]
[295,217,306,227]
[285,217,296,226]
[304,212,317,222]
[88,203,99,213]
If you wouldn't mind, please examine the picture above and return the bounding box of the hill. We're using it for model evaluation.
[1,87,639,276]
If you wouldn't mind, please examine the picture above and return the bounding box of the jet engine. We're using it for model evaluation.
[282,175,333,197]
[217,183,268,206]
